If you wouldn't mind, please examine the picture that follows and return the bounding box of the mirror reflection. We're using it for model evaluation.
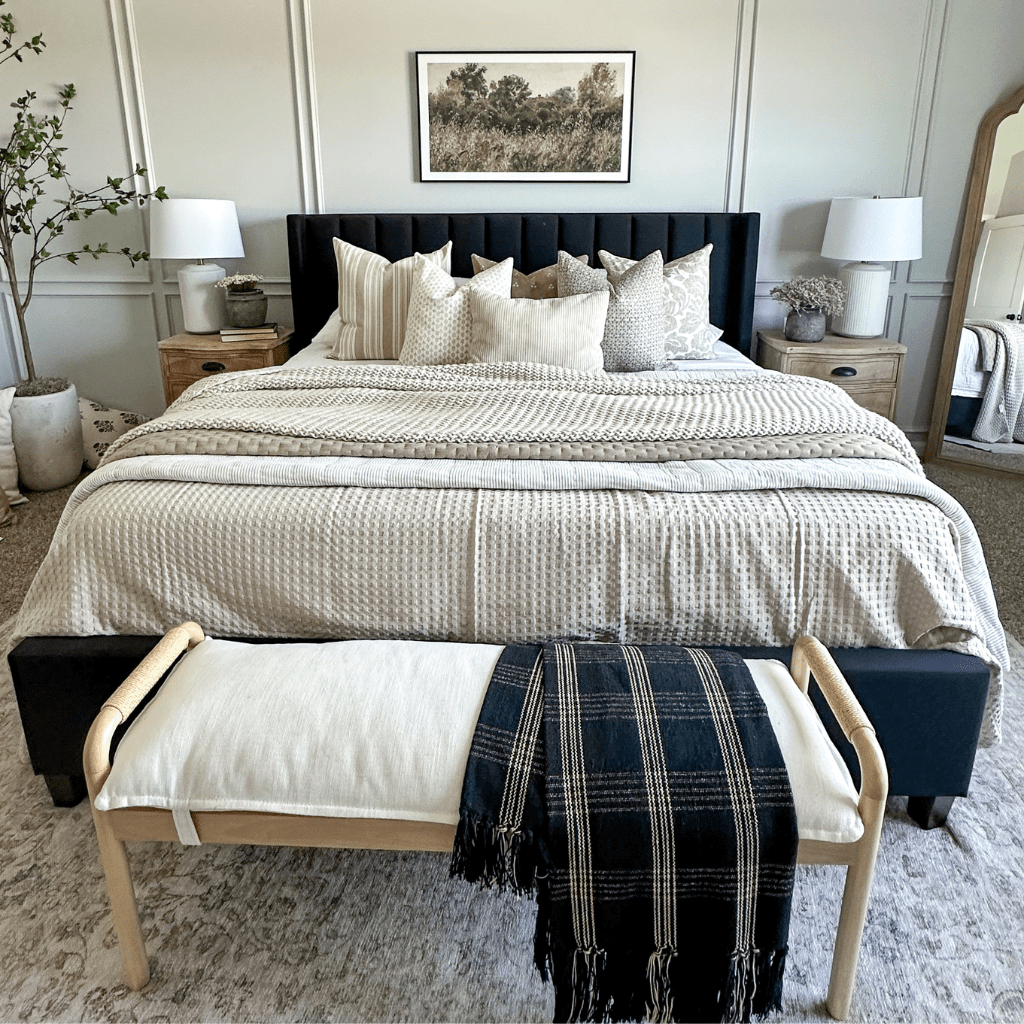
[941,104,1024,473]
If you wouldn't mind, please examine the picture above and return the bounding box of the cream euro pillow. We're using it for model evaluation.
[332,238,452,360]
[599,244,723,359]
[468,290,608,372]
[0,386,23,506]
[400,257,514,365]
[471,253,590,298]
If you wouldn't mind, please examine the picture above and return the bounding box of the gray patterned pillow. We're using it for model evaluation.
[599,244,723,359]
[79,397,150,470]
[400,257,514,365]
[557,250,666,371]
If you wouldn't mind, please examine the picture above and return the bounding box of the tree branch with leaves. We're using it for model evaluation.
[0,1,167,384]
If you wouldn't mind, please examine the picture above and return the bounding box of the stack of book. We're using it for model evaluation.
[220,323,281,343]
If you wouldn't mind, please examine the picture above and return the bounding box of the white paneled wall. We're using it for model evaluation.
[2,0,1024,429]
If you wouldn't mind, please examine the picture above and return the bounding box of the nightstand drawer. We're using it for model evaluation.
[841,385,897,418]
[162,349,268,378]
[783,353,901,386]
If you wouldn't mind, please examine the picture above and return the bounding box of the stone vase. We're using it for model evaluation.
[11,383,84,491]
[224,290,269,328]
[784,307,827,342]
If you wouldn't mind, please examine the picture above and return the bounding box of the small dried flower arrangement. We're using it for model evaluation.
[215,273,264,293]
[769,276,846,316]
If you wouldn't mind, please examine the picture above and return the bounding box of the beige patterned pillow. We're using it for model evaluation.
[599,244,723,359]
[468,290,608,372]
[332,238,452,359]
[400,257,514,365]
[471,253,589,299]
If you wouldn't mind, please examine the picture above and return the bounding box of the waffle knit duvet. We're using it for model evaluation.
[15,362,1008,744]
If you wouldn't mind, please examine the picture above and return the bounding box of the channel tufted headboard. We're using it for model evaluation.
[286,211,760,354]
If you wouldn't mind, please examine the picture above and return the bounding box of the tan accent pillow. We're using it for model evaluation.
[333,238,452,360]
[400,257,514,365]
[468,290,608,372]
[599,244,723,359]
[471,253,589,299]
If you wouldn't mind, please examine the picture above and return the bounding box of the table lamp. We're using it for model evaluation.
[149,199,245,333]
[821,196,923,338]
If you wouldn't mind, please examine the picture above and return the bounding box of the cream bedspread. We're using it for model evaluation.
[16,363,1008,743]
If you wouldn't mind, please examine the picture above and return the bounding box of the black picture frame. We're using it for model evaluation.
[415,50,635,183]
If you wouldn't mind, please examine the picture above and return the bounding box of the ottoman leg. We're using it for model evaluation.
[92,807,150,990]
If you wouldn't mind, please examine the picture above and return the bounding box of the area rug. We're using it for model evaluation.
[1,617,1022,1023]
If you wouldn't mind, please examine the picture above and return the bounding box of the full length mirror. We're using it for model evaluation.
[927,84,1024,472]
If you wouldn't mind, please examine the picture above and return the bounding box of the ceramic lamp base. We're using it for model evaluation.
[178,263,226,333]
[831,261,891,338]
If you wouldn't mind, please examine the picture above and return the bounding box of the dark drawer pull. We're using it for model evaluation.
[831,366,858,377]
[201,361,226,373]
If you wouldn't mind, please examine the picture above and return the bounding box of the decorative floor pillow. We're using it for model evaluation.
[80,398,150,470]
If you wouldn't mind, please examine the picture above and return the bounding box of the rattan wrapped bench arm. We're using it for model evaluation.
[790,636,888,810]
[83,621,205,799]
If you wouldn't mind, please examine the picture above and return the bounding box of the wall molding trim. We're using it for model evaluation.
[725,0,758,214]
[287,0,324,214]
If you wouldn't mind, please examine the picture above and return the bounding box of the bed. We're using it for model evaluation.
[8,212,1005,831]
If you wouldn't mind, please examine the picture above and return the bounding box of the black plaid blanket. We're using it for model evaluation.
[451,644,798,1024]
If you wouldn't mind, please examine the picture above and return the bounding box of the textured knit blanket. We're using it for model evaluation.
[452,643,799,1024]
[15,363,1009,745]
[965,319,1024,443]
[98,362,921,468]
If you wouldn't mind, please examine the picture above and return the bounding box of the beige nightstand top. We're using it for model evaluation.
[757,329,906,358]
[158,329,293,352]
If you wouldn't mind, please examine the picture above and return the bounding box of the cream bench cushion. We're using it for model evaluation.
[95,639,863,845]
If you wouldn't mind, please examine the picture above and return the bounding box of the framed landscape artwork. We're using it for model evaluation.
[415,51,635,182]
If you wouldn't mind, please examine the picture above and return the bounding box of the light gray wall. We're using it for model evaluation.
[2,0,1024,436]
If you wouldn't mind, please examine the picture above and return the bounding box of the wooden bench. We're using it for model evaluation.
[84,623,887,1019]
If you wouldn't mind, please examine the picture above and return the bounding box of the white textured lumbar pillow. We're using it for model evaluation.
[468,289,609,372]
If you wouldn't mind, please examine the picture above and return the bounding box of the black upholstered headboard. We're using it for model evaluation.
[286,212,760,355]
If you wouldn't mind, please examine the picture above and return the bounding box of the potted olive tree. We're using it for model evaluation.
[0,2,166,490]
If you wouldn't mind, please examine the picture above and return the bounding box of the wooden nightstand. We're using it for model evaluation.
[756,329,907,420]
[158,329,293,406]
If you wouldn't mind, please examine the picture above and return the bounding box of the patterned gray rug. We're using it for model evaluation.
[1,617,1022,1023]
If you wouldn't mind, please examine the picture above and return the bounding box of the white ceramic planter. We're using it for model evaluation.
[11,384,84,491]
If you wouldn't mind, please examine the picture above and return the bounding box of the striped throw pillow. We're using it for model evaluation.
[332,238,452,360]
[468,290,608,372]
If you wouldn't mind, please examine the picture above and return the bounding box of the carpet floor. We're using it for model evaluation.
[1,614,1023,1023]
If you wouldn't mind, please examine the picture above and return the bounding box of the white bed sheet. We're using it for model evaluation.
[952,326,989,398]
[284,336,764,377]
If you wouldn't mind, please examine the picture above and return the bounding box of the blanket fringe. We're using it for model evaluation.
[645,946,677,1023]
[449,811,538,895]
[568,945,608,1023]
[719,945,788,1023]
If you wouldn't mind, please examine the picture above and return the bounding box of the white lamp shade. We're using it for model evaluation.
[821,196,923,262]
[149,199,245,260]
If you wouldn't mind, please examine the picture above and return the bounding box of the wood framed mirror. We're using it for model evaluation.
[925,82,1024,473]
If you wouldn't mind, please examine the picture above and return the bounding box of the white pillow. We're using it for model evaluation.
[468,290,608,372]
[557,249,666,372]
[599,244,724,359]
[0,386,23,506]
[332,238,452,360]
[400,257,514,365]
